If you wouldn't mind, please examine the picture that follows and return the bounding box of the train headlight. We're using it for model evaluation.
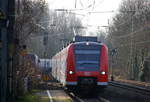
[86,42,89,45]
[69,71,74,74]
[101,71,106,75]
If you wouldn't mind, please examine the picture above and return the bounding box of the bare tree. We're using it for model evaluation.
[27,10,83,58]
[14,0,49,95]
[107,0,150,81]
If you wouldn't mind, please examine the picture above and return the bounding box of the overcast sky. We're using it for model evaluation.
[47,0,122,34]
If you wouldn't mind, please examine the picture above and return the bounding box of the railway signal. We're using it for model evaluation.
[20,45,28,56]
[43,35,48,46]
[111,48,117,56]
[110,48,117,81]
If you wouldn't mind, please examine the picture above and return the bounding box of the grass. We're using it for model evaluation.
[16,92,40,102]
[54,97,73,102]
[16,89,73,102]
[40,96,50,102]
[31,89,43,93]
[16,89,49,102]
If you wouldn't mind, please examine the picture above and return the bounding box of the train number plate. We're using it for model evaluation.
[84,72,91,76]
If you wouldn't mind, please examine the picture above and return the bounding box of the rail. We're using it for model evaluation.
[65,90,109,102]
[109,81,150,96]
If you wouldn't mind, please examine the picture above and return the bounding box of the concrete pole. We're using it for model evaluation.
[0,0,15,102]
[1,29,8,102]
[0,0,8,101]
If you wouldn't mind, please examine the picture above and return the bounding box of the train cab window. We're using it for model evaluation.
[75,43,101,71]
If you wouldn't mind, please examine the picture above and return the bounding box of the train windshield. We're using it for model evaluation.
[74,43,101,71]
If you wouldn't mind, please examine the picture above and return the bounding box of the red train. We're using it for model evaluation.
[52,36,108,91]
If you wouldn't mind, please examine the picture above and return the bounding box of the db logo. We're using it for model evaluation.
[84,72,91,76]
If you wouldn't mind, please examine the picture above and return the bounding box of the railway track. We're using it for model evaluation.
[66,91,110,102]
[44,80,150,102]
[109,81,150,96]
[45,81,110,102]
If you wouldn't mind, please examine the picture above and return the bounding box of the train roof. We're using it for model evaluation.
[52,36,106,58]
[73,41,103,46]
[73,35,98,42]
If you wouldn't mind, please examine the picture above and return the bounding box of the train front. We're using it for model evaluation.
[66,41,108,91]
